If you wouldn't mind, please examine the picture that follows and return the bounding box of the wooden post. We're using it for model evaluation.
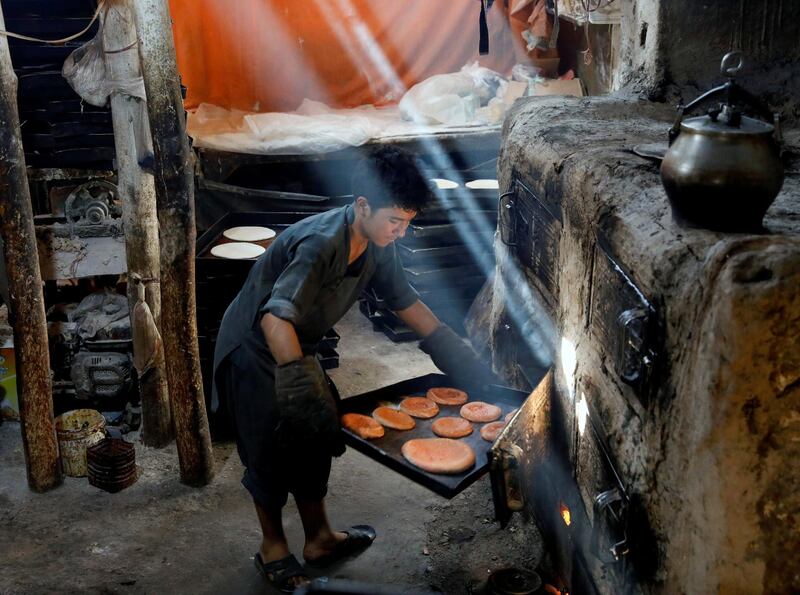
[132,0,214,485]
[0,4,61,491]
[102,0,172,448]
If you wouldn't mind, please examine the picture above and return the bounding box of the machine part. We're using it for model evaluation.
[64,179,122,231]
[47,320,80,381]
[70,290,130,341]
[70,350,133,401]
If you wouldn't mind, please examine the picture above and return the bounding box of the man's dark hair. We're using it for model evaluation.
[351,146,433,213]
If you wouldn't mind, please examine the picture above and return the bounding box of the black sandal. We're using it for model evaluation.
[305,525,377,568]
[254,552,309,593]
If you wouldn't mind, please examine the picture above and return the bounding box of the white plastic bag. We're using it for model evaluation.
[62,20,146,108]
[62,23,109,107]
[399,62,507,125]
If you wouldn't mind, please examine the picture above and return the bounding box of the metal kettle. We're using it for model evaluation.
[660,53,784,232]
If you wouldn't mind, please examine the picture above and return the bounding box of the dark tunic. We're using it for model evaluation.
[211,204,417,507]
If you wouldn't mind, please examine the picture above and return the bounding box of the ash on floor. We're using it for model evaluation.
[424,479,543,594]
[0,304,544,594]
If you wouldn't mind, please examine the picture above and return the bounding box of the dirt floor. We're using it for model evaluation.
[0,305,543,594]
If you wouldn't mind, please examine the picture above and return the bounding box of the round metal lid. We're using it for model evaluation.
[681,114,774,137]
[486,568,542,595]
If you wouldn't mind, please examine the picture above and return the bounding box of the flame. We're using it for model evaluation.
[559,501,571,526]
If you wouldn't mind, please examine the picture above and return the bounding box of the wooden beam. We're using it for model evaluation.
[132,0,213,485]
[0,3,61,491]
[103,0,172,447]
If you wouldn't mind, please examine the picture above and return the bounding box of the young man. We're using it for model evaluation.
[212,147,492,592]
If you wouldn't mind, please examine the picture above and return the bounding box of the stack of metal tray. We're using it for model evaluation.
[195,211,341,414]
[360,202,497,341]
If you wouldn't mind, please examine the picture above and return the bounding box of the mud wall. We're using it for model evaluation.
[615,0,800,119]
[488,95,800,593]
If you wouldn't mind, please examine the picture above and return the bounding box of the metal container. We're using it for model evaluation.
[87,438,138,493]
[54,408,106,477]
[660,53,784,232]
[486,568,542,595]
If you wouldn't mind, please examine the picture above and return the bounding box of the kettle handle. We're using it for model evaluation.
[667,52,782,146]
[720,51,743,77]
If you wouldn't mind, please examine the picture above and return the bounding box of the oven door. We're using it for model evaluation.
[489,371,634,594]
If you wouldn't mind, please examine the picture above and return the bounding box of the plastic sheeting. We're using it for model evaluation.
[187,92,506,155]
[169,0,522,112]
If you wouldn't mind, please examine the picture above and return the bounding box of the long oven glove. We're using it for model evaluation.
[419,324,499,389]
[274,355,345,457]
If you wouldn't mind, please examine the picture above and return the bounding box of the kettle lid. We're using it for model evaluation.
[681,112,775,137]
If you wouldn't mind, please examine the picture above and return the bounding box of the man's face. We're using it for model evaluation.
[360,204,416,247]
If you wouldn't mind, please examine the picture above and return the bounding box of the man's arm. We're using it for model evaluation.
[261,312,303,365]
[406,301,500,387]
[395,299,441,338]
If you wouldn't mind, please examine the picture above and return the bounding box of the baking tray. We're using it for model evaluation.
[397,242,476,265]
[197,211,317,258]
[338,373,529,498]
[405,222,495,242]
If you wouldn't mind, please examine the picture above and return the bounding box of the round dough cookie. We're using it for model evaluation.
[431,416,473,438]
[372,406,415,431]
[460,401,502,423]
[465,179,499,190]
[401,438,475,475]
[399,396,440,419]
[341,413,384,440]
[210,242,265,260]
[426,387,468,406]
[222,226,277,242]
[505,409,519,423]
[480,421,507,442]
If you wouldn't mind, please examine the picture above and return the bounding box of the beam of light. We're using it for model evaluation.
[203,0,334,112]
[576,392,588,436]
[315,0,558,371]
[561,336,577,400]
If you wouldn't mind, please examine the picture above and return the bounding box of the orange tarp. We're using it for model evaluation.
[169,0,522,112]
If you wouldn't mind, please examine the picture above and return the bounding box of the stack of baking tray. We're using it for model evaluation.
[195,211,340,414]
[3,2,117,170]
[361,200,497,341]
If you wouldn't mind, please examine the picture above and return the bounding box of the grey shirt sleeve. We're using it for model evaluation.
[369,242,418,311]
[260,237,333,325]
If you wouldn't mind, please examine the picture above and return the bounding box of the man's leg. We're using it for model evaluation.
[254,500,292,562]
[295,496,348,561]
[254,500,310,590]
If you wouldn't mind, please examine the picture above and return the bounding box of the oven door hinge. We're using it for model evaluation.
[592,487,630,563]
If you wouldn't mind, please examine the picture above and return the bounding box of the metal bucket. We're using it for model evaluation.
[87,438,138,493]
[54,409,106,477]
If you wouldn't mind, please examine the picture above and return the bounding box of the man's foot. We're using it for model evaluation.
[303,530,348,562]
[304,525,377,567]
[254,553,310,593]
